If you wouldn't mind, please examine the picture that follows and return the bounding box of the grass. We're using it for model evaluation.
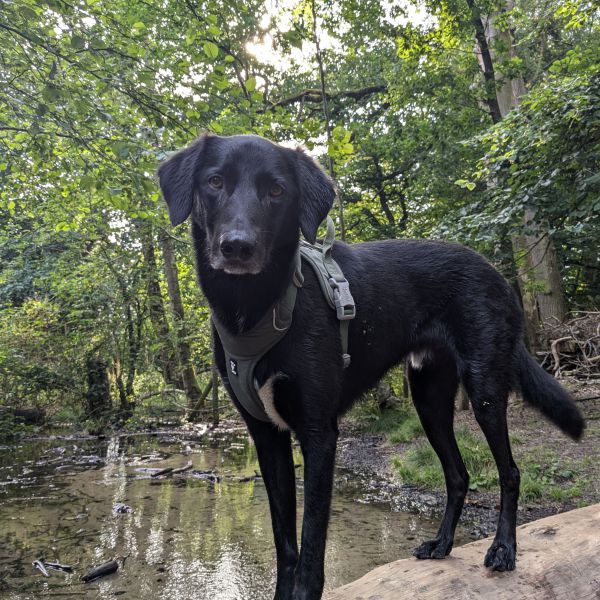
[391,426,585,503]
[392,426,497,491]
[348,379,589,505]
[349,394,425,443]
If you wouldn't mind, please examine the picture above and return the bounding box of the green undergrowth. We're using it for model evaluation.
[349,396,424,443]
[392,426,585,503]
[0,412,33,441]
[348,387,588,505]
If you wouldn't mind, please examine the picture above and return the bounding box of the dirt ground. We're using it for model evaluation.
[336,379,600,538]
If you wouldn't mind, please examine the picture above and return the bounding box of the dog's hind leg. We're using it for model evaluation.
[464,370,520,571]
[408,348,469,560]
[246,419,299,599]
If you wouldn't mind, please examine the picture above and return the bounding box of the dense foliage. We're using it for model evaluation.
[1,0,598,422]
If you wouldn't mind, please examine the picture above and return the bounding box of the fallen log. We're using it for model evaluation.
[171,460,193,475]
[151,466,174,478]
[326,504,600,600]
[150,460,193,478]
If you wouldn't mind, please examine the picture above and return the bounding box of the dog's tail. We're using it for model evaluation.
[517,343,585,440]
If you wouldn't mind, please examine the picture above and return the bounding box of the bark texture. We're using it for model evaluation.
[326,504,600,600]
[470,0,567,347]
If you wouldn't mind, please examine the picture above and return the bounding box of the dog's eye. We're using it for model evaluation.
[208,175,223,189]
[270,183,284,197]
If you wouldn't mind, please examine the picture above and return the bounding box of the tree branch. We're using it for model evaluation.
[265,84,386,110]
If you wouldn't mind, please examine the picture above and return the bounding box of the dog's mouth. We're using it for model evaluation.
[209,254,264,276]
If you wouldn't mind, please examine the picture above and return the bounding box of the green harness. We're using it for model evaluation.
[212,218,356,422]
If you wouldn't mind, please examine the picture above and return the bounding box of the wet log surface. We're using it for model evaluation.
[326,504,600,600]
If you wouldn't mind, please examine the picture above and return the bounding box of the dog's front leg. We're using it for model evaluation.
[293,422,338,600]
[246,418,299,600]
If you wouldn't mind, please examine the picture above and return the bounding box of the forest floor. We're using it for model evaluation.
[338,377,600,539]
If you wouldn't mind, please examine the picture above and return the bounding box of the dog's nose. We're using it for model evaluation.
[220,234,256,262]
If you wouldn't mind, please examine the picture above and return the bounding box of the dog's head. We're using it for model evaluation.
[157,134,336,275]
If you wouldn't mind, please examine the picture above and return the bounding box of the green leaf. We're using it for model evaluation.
[203,41,219,59]
[111,142,131,159]
[245,76,257,92]
[80,175,95,190]
[42,85,62,103]
[71,35,85,49]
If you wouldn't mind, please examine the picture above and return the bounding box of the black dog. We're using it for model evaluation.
[158,134,584,600]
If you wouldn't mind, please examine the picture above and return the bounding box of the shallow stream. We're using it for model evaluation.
[0,429,470,599]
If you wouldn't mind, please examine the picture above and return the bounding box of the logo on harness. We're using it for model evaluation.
[230,359,238,376]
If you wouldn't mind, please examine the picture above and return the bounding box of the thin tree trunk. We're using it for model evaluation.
[112,356,128,412]
[187,379,213,422]
[85,356,111,418]
[140,227,179,385]
[466,0,503,125]
[211,361,219,426]
[159,232,204,413]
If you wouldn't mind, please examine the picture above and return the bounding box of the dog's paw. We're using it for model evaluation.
[413,537,453,560]
[484,540,516,571]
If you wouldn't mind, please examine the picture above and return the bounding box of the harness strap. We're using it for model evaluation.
[212,250,303,422]
[300,216,356,367]
[213,219,356,423]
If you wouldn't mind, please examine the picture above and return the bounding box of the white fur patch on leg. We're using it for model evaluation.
[258,375,290,431]
[409,350,431,370]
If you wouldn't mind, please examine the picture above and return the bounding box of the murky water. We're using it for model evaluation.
[0,430,469,599]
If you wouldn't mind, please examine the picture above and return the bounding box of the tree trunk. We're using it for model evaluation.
[85,356,111,418]
[140,227,179,386]
[470,0,567,348]
[326,505,600,600]
[159,232,204,413]
[514,210,567,331]
[111,355,131,417]
[211,359,220,426]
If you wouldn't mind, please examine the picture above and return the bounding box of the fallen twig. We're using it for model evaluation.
[171,460,193,475]
[32,560,49,577]
[81,559,118,583]
[45,562,73,573]
[151,466,174,478]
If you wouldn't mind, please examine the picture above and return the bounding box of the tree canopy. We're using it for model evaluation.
[1,0,598,421]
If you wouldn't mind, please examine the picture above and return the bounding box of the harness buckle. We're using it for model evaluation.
[328,277,356,321]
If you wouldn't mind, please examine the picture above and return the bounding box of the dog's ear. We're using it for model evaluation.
[158,136,208,226]
[294,149,336,243]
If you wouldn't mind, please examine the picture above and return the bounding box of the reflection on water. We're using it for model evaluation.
[0,431,467,599]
